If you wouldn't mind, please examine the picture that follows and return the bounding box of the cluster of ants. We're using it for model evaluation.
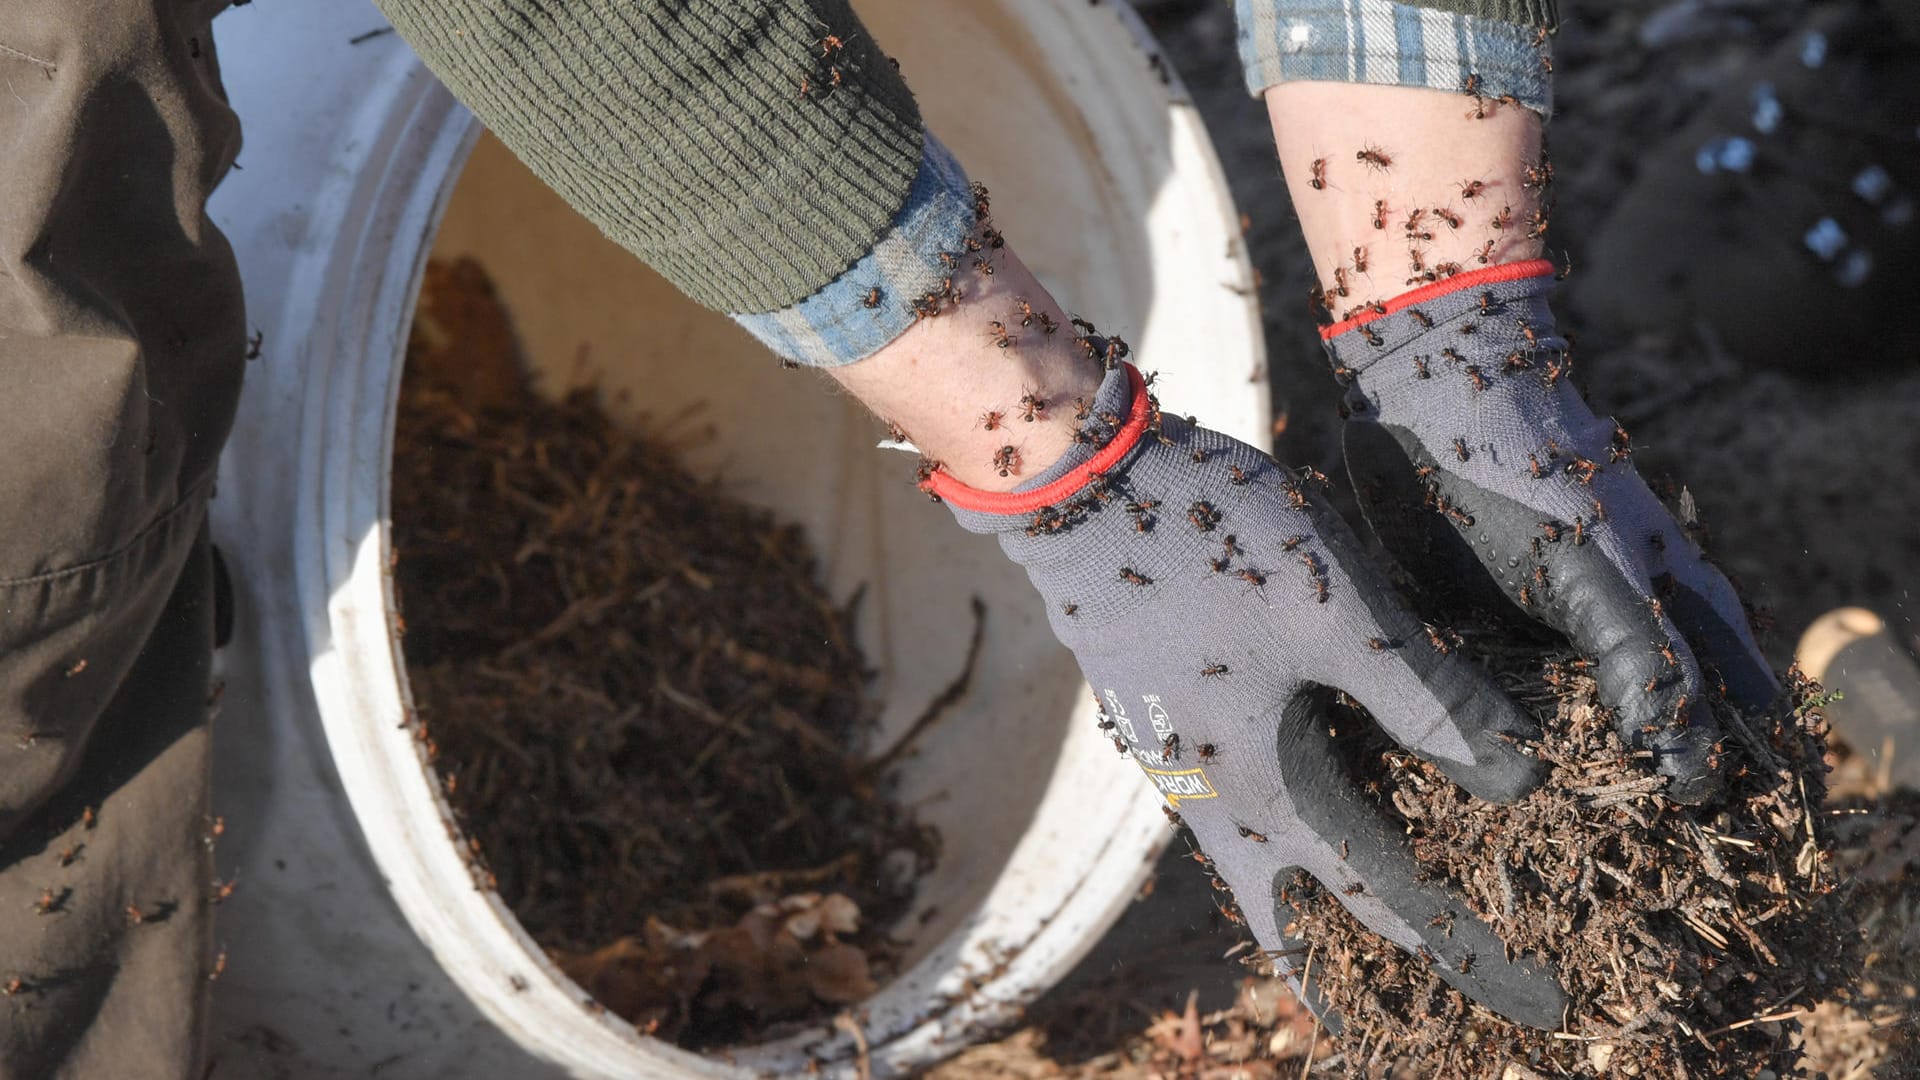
[3,806,236,1000]
[1308,53,1561,322]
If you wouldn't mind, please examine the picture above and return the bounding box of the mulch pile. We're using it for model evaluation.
[1255,614,1862,1079]
[389,257,937,1048]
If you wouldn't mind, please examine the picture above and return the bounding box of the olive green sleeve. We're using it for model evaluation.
[372,0,925,316]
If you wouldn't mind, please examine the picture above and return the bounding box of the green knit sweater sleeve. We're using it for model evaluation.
[373,0,925,315]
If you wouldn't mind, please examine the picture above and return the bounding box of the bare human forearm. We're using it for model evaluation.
[1264,81,1547,310]
[825,243,1101,492]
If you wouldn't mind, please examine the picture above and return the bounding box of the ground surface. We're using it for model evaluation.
[924,1,1920,1076]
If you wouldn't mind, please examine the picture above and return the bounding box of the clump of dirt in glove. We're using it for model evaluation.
[389,257,938,1048]
[1256,613,1861,1079]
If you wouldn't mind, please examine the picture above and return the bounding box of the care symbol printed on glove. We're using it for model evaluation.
[1144,696,1173,741]
[1103,689,1139,743]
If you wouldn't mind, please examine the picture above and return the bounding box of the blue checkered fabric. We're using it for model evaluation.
[1235,0,1552,115]
[731,132,976,368]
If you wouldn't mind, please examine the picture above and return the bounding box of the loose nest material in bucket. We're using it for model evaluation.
[1232,615,1862,1079]
[390,258,938,1048]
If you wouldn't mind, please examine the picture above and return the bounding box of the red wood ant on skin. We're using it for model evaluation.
[979,410,1004,431]
[1332,267,1351,298]
[1372,200,1391,230]
[1356,144,1393,172]
[987,321,1015,349]
[1475,240,1496,264]
[1352,245,1369,273]
[1435,207,1465,231]
[1309,157,1329,190]
[1017,392,1047,422]
[991,445,1019,477]
[1490,205,1513,230]
[1459,179,1487,201]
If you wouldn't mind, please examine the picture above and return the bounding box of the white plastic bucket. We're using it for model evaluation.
[204,2,1265,1077]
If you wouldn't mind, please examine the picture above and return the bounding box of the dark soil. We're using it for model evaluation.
[1265,624,1856,1078]
[389,257,937,1049]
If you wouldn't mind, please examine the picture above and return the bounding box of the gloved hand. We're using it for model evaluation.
[1322,261,1777,803]
[925,361,1567,1030]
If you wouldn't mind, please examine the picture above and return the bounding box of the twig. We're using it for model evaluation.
[859,596,986,777]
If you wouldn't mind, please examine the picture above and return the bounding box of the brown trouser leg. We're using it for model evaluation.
[0,1,243,1076]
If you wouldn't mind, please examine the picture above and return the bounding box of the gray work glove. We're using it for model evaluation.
[1322,263,1777,803]
[926,361,1567,1030]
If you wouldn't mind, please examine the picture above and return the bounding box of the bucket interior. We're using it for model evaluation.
[383,0,1261,1067]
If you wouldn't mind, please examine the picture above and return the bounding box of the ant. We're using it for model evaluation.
[1356,144,1393,172]
[1477,292,1500,315]
[1413,357,1431,379]
[1434,207,1465,230]
[1196,743,1218,762]
[1475,240,1496,264]
[986,321,1015,349]
[1161,733,1181,761]
[1332,266,1351,297]
[1372,199,1391,230]
[1352,245,1369,273]
[1188,501,1222,531]
[1237,824,1269,843]
[1017,391,1047,422]
[1504,350,1531,372]
[1462,72,1483,96]
[1201,663,1229,677]
[1120,567,1153,587]
[1433,261,1463,277]
[1227,465,1251,486]
[1490,205,1513,230]
[979,410,1004,431]
[1452,438,1470,462]
[1113,736,1130,755]
[1517,320,1542,348]
[1367,637,1391,652]
[1402,207,1427,235]
[1457,320,1478,335]
[1572,515,1587,546]
[1222,535,1244,558]
[1463,365,1489,393]
[1237,568,1267,589]
[1358,325,1383,347]
[1408,307,1434,328]
[245,330,264,359]
[1565,457,1600,485]
[862,287,882,309]
[1459,179,1487,201]
[1425,625,1456,655]
[1308,157,1329,190]
[991,445,1019,477]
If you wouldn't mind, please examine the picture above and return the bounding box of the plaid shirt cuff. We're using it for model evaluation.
[731,132,976,368]
[1234,0,1553,117]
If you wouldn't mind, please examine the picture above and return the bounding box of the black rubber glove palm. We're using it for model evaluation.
[930,362,1567,1030]
[1325,263,1778,803]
